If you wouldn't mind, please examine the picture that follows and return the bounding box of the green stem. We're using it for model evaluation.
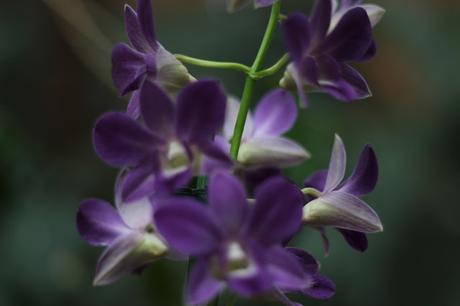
[175,54,251,74]
[251,53,289,80]
[230,1,282,159]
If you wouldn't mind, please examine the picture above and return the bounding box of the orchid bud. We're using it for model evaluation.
[303,195,383,234]
[238,137,310,168]
[93,233,168,286]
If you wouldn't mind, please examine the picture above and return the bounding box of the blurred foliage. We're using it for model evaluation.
[1,0,459,305]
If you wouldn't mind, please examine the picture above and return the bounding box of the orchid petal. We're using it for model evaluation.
[208,172,249,234]
[187,257,224,305]
[77,199,130,246]
[282,13,311,63]
[253,89,298,137]
[337,228,368,252]
[302,274,336,299]
[154,198,222,256]
[139,81,175,137]
[310,0,332,45]
[176,81,226,143]
[324,134,346,192]
[93,112,161,167]
[111,43,146,96]
[249,177,304,245]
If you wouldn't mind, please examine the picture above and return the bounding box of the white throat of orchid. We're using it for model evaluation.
[225,242,256,278]
[162,140,190,178]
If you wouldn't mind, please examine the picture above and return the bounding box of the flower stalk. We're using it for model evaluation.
[230,0,282,159]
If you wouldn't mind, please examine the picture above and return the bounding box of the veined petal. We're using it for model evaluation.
[124,5,151,52]
[136,0,157,50]
[320,7,372,61]
[154,198,222,256]
[127,91,141,119]
[176,80,226,143]
[187,257,224,305]
[77,199,130,246]
[303,191,383,233]
[139,81,175,137]
[208,172,249,234]
[253,89,298,137]
[249,177,304,245]
[111,43,146,96]
[282,13,311,64]
[324,134,346,192]
[93,112,161,168]
[117,161,158,203]
[238,136,310,169]
[340,144,378,196]
[93,232,167,286]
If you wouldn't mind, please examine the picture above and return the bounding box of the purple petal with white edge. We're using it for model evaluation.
[124,5,151,53]
[112,43,147,96]
[136,0,157,51]
[176,80,226,143]
[154,198,222,256]
[340,144,378,196]
[118,161,158,203]
[322,64,371,102]
[223,97,254,141]
[323,134,346,192]
[266,246,310,291]
[360,4,386,27]
[282,13,311,63]
[187,257,224,305]
[307,191,383,232]
[320,7,372,61]
[248,177,304,245]
[253,89,298,137]
[291,65,310,107]
[77,199,130,246]
[337,228,368,252]
[255,0,277,8]
[209,172,249,234]
[302,274,336,299]
[139,81,175,137]
[93,232,167,286]
[127,91,141,119]
[93,112,161,168]
[286,247,319,274]
[310,0,332,45]
[238,136,310,169]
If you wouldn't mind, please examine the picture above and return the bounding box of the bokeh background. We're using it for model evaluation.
[1,0,459,305]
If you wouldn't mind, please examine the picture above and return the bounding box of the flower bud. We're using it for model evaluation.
[238,137,310,168]
[93,233,168,286]
[302,194,383,233]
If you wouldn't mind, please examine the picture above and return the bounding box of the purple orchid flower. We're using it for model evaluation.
[112,0,194,116]
[154,172,313,305]
[331,0,385,29]
[226,0,277,13]
[76,181,168,286]
[302,134,382,253]
[93,80,232,202]
[219,89,310,169]
[281,0,376,106]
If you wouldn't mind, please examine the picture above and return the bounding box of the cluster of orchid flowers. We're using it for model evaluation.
[76,0,385,305]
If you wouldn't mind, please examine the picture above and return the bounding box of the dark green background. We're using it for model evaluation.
[1,0,459,305]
